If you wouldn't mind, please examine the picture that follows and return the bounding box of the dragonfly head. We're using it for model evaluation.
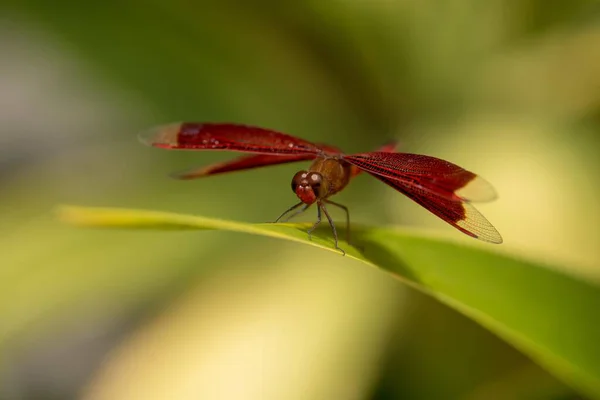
[291,171,329,204]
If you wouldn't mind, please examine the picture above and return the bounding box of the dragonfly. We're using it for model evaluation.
[140,122,503,254]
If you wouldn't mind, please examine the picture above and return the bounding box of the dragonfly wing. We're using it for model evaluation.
[374,174,503,244]
[344,151,497,203]
[171,153,318,180]
[351,140,400,178]
[139,123,324,156]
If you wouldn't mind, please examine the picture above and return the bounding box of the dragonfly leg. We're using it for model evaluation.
[319,201,345,256]
[323,199,350,244]
[274,202,306,223]
[280,204,310,222]
[307,205,322,240]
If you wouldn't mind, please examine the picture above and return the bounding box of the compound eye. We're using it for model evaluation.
[308,172,322,186]
[291,171,308,192]
[308,172,323,195]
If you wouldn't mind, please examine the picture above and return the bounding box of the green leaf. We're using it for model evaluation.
[57,204,600,399]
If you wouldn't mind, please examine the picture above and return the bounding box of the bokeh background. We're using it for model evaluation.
[1,1,599,399]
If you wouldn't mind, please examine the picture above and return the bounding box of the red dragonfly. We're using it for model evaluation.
[140,122,503,254]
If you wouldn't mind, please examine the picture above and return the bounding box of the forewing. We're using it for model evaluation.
[171,153,317,180]
[351,140,399,178]
[139,123,325,155]
[343,152,497,202]
[374,174,503,244]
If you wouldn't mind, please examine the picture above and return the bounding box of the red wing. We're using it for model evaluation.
[373,174,503,244]
[139,122,334,156]
[351,140,400,178]
[343,152,497,203]
[171,153,318,180]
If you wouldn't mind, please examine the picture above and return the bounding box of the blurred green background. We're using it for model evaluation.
[1,1,599,399]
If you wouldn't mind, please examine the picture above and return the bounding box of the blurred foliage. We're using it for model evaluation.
[1,0,600,399]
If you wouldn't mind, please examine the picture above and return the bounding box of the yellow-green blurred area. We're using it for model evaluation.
[1,0,599,399]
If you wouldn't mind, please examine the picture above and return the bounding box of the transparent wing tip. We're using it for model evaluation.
[137,122,183,148]
[456,203,504,244]
[455,175,498,203]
